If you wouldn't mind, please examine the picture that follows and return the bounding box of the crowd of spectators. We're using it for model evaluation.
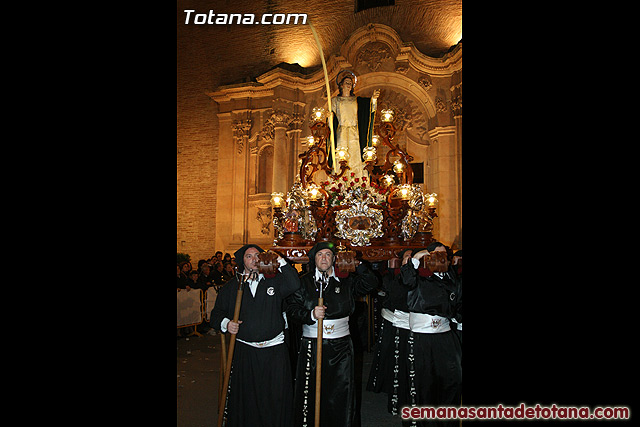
[177,251,238,337]
[177,251,237,293]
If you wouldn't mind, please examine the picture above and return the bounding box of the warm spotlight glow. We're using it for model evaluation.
[280,39,317,68]
[444,13,462,47]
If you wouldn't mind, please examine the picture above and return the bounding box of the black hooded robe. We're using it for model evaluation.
[366,248,418,415]
[210,244,301,427]
[285,242,378,427]
[366,266,413,415]
[401,259,462,427]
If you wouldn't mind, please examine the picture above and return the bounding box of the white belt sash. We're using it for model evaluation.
[409,313,451,333]
[392,310,410,330]
[381,308,395,323]
[452,317,462,331]
[302,316,350,339]
[237,331,285,348]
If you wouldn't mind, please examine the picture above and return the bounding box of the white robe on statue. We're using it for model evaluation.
[332,96,366,180]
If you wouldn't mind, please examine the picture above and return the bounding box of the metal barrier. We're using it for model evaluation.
[177,289,203,334]
[204,287,218,322]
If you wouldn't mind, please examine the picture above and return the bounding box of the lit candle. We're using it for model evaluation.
[427,193,438,207]
[311,107,325,123]
[270,192,284,208]
[371,134,380,146]
[392,160,405,173]
[307,184,321,201]
[307,135,315,147]
[397,184,412,200]
[381,109,394,122]
[362,146,377,162]
[336,146,350,161]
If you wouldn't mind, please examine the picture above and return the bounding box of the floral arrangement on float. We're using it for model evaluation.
[320,172,389,208]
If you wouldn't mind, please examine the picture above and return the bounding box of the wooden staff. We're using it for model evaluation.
[217,272,253,427]
[315,272,327,427]
[218,332,227,410]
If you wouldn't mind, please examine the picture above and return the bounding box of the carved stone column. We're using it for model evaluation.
[287,111,304,187]
[248,144,258,195]
[268,110,292,194]
[215,112,234,251]
[230,118,253,246]
[428,126,459,247]
[450,78,462,248]
[232,119,252,156]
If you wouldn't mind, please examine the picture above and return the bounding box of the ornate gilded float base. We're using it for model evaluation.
[271,238,434,264]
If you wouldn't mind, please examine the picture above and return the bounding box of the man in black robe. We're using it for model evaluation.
[366,249,415,416]
[210,244,300,427]
[285,241,377,427]
[402,242,462,427]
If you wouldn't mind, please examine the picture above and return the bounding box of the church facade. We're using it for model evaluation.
[177,1,462,261]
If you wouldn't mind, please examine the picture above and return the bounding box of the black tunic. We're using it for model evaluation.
[285,263,377,427]
[210,263,301,427]
[366,268,413,415]
[401,262,463,427]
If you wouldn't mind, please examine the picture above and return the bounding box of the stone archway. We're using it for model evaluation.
[357,71,434,145]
